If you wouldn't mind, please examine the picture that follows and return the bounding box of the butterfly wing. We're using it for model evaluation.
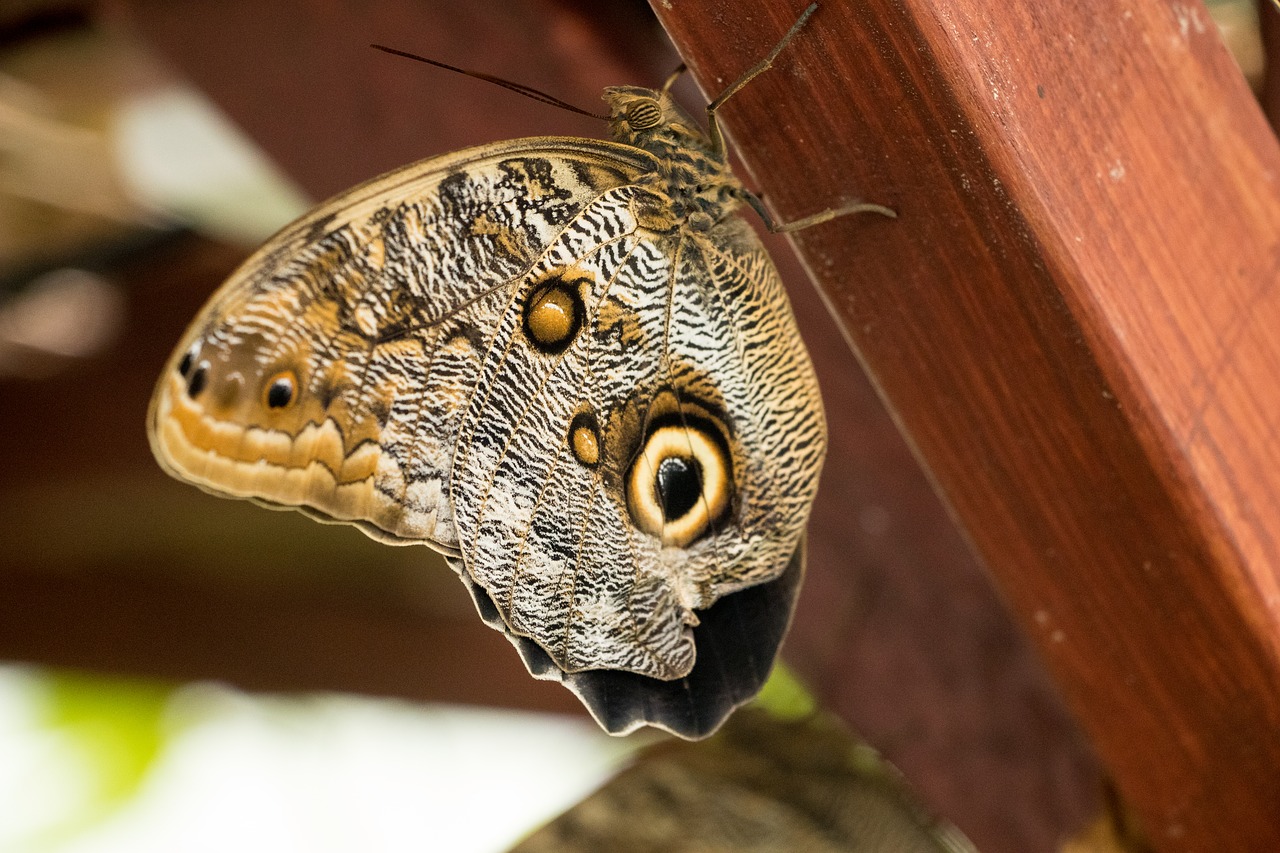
[150,135,823,739]
[450,203,826,682]
[149,138,656,553]
[452,538,805,739]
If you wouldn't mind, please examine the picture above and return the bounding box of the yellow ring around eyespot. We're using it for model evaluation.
[627,424,730,547]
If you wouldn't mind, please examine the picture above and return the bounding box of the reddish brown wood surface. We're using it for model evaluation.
[652,0,1280,850]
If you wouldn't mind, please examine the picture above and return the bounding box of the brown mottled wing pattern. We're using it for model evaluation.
[450,208,825,681]
[455,539,806,738]
[149,139,652,553]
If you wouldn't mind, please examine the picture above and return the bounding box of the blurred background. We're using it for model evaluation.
[0,1,1271,850]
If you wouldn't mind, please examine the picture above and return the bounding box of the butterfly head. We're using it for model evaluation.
[603,86,714,161]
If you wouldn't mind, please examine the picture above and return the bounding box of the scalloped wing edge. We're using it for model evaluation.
[447,537,806,740]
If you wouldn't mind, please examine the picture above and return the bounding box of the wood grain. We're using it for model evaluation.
[650,0,1280,850]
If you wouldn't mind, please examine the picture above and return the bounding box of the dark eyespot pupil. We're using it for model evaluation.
[656,456,702,522]
[186,363,208,398]
[177,351,194,377]
[266,378,293,408]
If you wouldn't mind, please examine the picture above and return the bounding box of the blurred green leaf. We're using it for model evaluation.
[752,662,818,721]
[33,670,178,843]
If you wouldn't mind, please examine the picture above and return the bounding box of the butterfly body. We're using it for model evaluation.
[151,83,825,737]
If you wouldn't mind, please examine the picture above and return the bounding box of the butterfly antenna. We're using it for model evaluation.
[371,45,609,121]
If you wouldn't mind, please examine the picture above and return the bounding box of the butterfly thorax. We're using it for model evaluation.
[603,86,744,230]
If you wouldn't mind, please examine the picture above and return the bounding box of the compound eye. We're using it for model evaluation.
[625,98,663,130]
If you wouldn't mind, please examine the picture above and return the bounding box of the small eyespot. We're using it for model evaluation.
[186,361,209,398]
[625,98,663,130]
[522,272,586,354]
[263,371,296,409]
[626,415,733,547]
[569,411,601,468]
[177,347,196,377]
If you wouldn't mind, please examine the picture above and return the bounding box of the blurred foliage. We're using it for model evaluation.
[750,662,818,721]
[33,670,178,845]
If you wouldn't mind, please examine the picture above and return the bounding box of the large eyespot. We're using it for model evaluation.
[522,269,588,354]
[625,98,663,130]
[626,413,733,547]
[263,370,297,409]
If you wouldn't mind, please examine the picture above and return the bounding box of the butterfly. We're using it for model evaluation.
[148,3,887,739]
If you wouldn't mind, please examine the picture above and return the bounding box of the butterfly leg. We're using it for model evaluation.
[705,2,819,159]
[704,4,897,230]
[737,187,896,233]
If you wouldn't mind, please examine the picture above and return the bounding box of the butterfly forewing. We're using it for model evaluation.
[149,140,654,552]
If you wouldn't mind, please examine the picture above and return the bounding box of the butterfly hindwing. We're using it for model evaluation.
[449,536,805,739]
[451,189,824,682]
[452,183,696,679]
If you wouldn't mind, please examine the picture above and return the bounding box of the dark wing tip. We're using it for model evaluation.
[450,539,806,740]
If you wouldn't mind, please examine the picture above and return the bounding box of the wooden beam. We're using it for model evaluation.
[649,0,1280,850]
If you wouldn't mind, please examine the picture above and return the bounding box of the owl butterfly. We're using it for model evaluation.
[149,3,888,739]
